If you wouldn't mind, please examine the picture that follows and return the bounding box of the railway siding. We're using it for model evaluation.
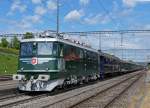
[12,71,143,108]
[0,75,12,81]
[0,80,17,91]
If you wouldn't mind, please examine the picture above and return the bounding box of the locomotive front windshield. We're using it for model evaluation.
[20,42,58,57]
[38,42,53,55]
[20,42,33,56]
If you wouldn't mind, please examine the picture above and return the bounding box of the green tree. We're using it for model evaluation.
[24,32,34,39]
[1,38,9,48]
[11,36,20,49]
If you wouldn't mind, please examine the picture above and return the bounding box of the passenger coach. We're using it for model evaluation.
[13,35,142,91]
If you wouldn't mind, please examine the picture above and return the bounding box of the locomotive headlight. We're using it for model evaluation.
[46,68,49,71]
[13,74,25,80]
[21,67,24,72]
[38,75,50,81]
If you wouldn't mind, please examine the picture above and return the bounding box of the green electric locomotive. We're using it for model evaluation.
[13,35,142,91]
[13,36,101,91]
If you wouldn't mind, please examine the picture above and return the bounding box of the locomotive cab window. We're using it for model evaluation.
[38,42,60,56]
[20,42,60,57]
[20,42,35,57]
[38,42,53,55]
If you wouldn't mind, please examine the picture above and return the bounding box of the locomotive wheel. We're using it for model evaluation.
[16,88,24,93]
[84,77,89,83]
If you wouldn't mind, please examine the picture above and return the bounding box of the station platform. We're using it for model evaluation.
[128,70,150,108]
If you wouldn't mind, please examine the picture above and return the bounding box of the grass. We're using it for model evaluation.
[0,47,19,55]
[0,48,18,75]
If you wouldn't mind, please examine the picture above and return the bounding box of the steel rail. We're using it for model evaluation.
[69,72,143,108]
[0,76,12,81]
[0,93,49,108]
[0,93,26,102]
[42,71,143,108]
[103,72,143,108]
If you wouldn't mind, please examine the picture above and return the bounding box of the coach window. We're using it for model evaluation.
[79,49,84,59]
[87,51,91,60]
[93,53,97,62]
[53,43,59,56]
[71,47,75,55]
[74,47,80,58]
[58,43,64,57]
[64,45,69,56]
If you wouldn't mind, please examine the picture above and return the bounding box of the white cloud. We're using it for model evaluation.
[112,1,119,12]
[18,20,32,29]
[47,0,57,10]
[26,15,41,23]
[123,0,137,7]
[0,18,32,30]
[80,0,90,5]
[34,6,47,15]
[0,18,18,26]
[15,16,40,29]
[123,42,141,49]
[64,10,84,21]
[84,14,110,25]
[119,8,133,17]
[8,0,27,14]
[0,14,43,32]
[31,0,42,4]
[123,0,150,8]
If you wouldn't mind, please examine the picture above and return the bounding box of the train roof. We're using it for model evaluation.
[21,37,123,61]
[21,37,139,65]
[21,37,100,54]
[101,52,121,60]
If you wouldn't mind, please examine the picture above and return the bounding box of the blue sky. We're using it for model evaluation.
[0,0,150,33]
[0,0,150,62]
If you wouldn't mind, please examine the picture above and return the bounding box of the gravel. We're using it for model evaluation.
[12,71,142,108]
[0,80,17,91]
[107,71,146,108]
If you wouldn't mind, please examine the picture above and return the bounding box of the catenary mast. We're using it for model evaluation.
[56,0,59,37]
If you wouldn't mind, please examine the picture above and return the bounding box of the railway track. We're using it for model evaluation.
[71,72,143,108]
[0,92,49,108]
[0,92,25,102]
[0,71,144,108]
[0,80,17,92]
[40,71,143,108]
[103,77,141,108]
[0,75,12,81]
[8,70,143,108]
[0,72,125,107]
[0,88,17,97]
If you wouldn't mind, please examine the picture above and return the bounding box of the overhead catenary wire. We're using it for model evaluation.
[1,29,150,37]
